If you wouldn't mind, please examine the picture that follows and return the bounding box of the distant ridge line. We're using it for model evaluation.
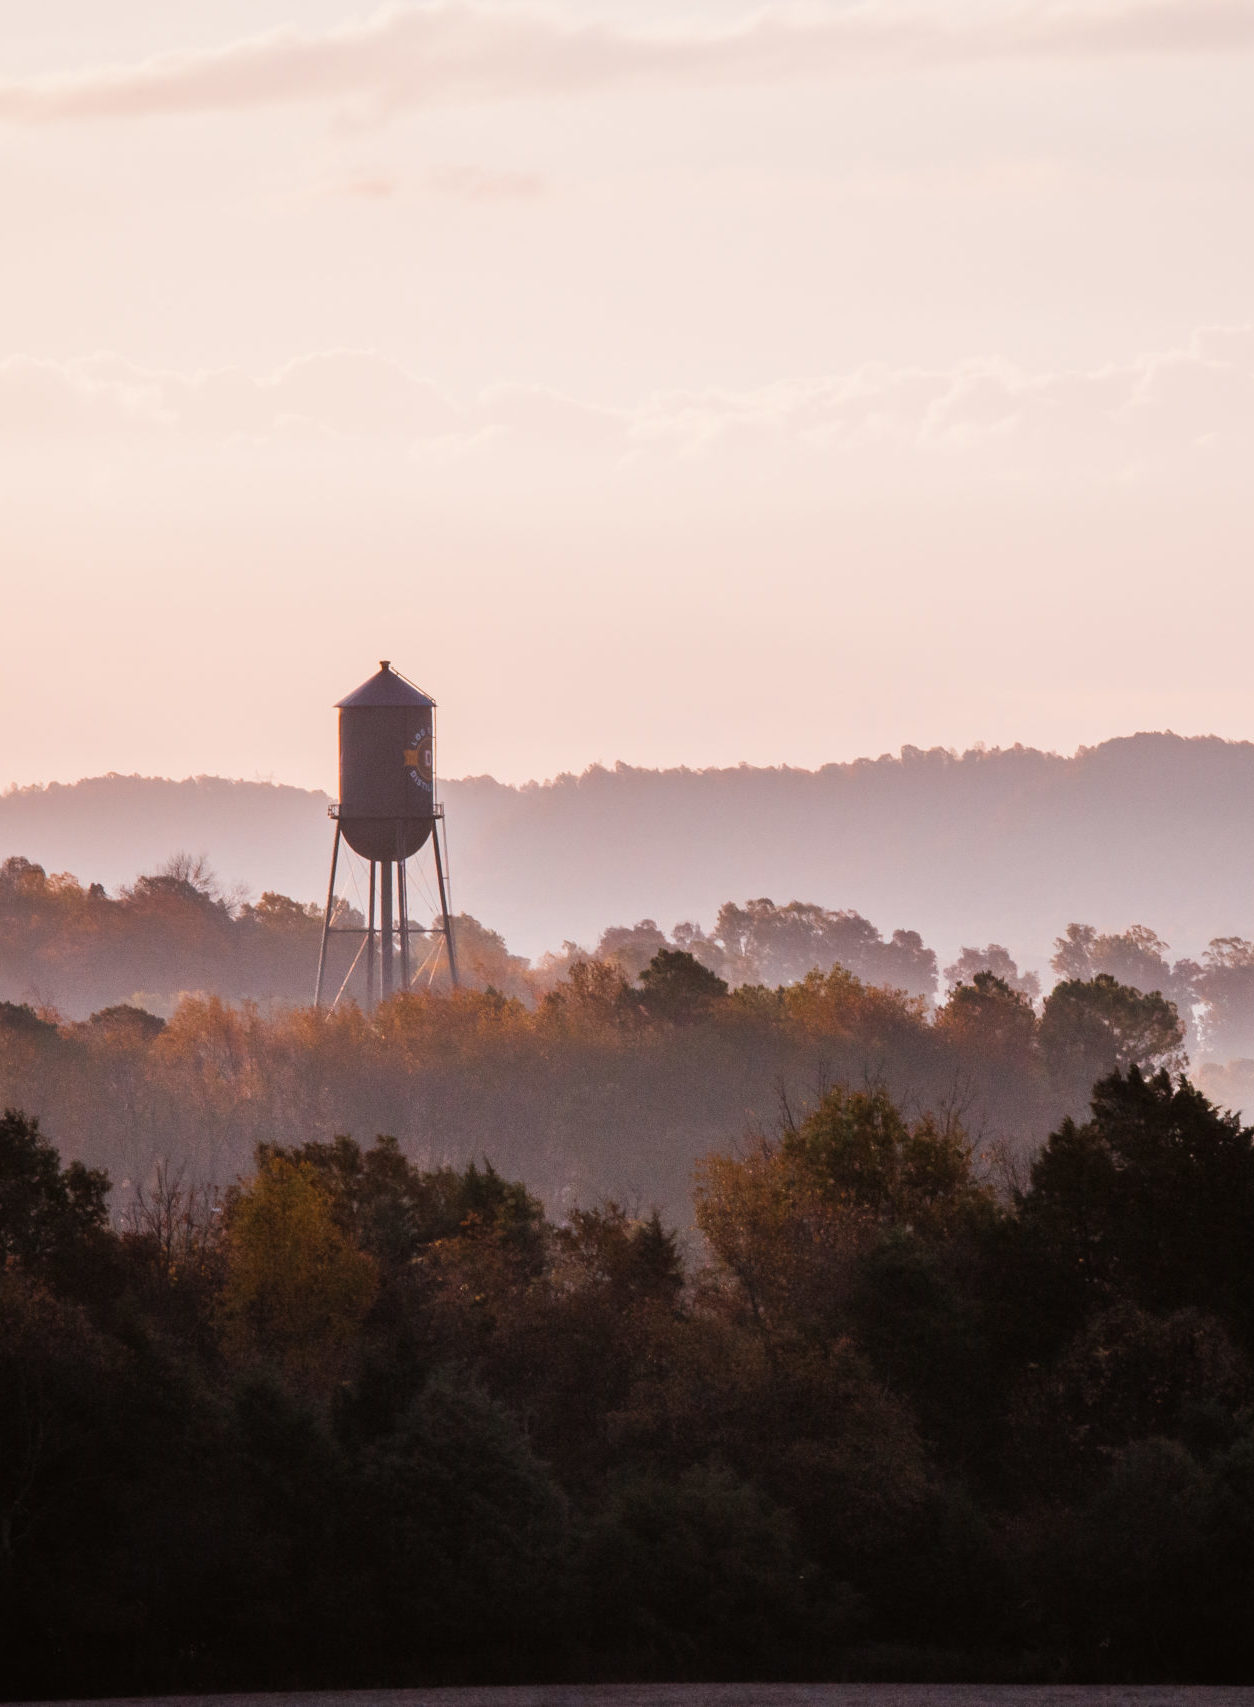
[4,731,1254,966]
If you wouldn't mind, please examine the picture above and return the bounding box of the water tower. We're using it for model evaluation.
[314,661,459,1008]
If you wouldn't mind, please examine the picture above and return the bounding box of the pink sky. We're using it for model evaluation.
[1,0,1252,792]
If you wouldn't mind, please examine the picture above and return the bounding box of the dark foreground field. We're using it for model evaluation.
[22,1686,1254,1707]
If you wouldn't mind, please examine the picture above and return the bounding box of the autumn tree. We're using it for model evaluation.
[936,971,1038,1064]
[220,1152,377,1392]
[438,913,532,998]
[237,891,319,931]
[264,1133,548,1286]
[540,957,633,1034]
[695,1084,989,1344]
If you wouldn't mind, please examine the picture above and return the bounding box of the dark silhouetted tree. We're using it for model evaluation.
[637,949,729,1024]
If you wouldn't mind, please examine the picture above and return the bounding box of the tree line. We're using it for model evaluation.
[4,1057,1254,1693]
[0,926,1190,1228]
[10,851,1254,1063]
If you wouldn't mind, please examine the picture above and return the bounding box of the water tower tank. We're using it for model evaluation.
[335,661,436,861]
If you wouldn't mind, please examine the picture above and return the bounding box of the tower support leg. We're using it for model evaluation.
[366,861,377,1013]
[398,836,411,993]
[380,858,394,1002]
[314,822,342,1009]
[432,817,459,988]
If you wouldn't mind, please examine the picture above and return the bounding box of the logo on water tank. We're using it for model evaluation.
[404,733,434,793]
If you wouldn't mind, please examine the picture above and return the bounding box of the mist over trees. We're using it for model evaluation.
[0,846,940,1019]
[5,842,1254,1067]
[0,890,1197,1232]
[13,803,1254,1227]
[8,730,1254,969]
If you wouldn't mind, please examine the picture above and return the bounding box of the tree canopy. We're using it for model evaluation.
[1,1066,1254,1688]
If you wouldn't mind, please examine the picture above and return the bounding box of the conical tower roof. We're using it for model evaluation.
[335,661,435,709]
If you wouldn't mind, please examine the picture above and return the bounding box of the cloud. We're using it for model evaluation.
[0,349,460,442]
[0,1,1249,125]
[333,169,399,198]
[425,164,544,200]
[1,330,1251,486]
[318,163,543,200]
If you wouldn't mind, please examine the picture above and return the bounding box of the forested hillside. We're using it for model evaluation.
[6,731,1254,967]
[5,1067,1254,1691]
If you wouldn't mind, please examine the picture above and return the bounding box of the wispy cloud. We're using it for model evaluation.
[317,162,542,200]
[2,331,1251,484]
[0,1,1249,125]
